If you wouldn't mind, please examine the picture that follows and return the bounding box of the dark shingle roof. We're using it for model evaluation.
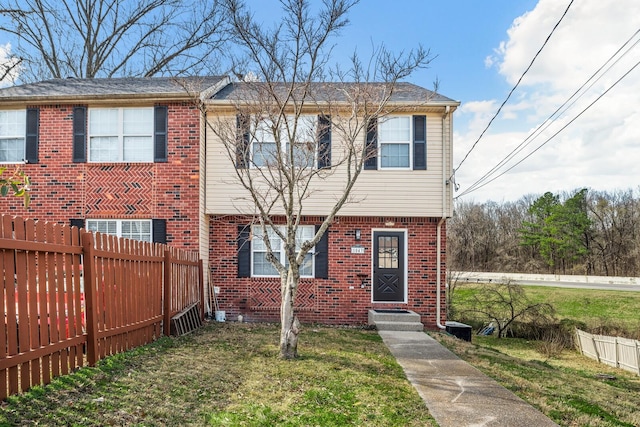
[0,76,228,102]
[209,81,459,105]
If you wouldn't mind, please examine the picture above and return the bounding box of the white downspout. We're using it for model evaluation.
[436,105,450,330]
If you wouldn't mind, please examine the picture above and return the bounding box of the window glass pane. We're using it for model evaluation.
[299,253,313,276]
[294,116,316,142]
[290,142,315,168]
[254,119,275,143]
[123,108,153,135]
[379,117,410,142]
[378,236,399,269]
[253,141,278,167]
[90,136,120,161]
[253,252,280,276]
[90,109,118,135]
[252,227,281,251]
[0,110,25,137]
[0,139,24,162]
[122,220,152,242]
[87,220,117,235]
[381,143,410,168]
[123,136,153,161]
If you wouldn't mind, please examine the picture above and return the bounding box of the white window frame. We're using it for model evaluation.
[0,110,26,163]
[251,225,315,278]
[378,116,412,170]
[86,219,153,242]
[251,115,317,169]
[88,107,154,163]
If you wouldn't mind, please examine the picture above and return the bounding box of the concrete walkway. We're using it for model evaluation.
[379,331,559,427]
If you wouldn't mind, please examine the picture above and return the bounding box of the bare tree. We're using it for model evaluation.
[204,0,434,359]
[462,281,555,338]
[0,0,227,81]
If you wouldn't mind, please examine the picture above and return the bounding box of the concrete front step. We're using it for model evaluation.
[368,309,424,331]
[374,320,424,332]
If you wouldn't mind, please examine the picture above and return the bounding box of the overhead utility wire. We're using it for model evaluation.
[456,58,640,198]
[458,28,640,197]
[451,0,574,182]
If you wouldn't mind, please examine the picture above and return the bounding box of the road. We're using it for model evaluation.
[511,279,640,292]
[463,277,640,292]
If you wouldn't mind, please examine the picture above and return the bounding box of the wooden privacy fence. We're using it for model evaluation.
[1,215,203,400]
[575,329,640,375]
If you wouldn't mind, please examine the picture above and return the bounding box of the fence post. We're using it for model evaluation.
[81,231,99,366]
[199,259,205,321]
[636,341,640,376]
[163,249,172,336]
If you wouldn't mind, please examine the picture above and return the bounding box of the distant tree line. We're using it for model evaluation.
[448,188,640,277]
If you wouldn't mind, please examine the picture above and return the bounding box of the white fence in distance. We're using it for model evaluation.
[575,329,640,375]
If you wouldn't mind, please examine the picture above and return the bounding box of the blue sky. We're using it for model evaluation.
[1,0,637,203]
[251,0,640,203]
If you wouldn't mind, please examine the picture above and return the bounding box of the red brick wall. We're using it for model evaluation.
[208,215,447,328]
[0,102,201,250]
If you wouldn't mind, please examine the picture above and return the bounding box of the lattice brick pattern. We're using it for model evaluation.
[249,281,317,311]
[85,165,154,215]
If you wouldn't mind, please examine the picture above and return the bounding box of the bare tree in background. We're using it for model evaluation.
[205,0,434,359]
[0,0,227,81]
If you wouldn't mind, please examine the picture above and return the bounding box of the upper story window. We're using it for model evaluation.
[379,116,412,169]
[251,225,315,277]
[364,115,426,171]
[0,110,26,162]
[252,115,317,168]
[88,108,154,162]
[86,219,152,242]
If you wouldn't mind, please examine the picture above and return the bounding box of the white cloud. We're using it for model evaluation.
[455,0,640,203]
[0,43,20,87]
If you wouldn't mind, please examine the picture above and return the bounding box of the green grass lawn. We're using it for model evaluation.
[0,323,436,427]
[452,284,640,331]
[432,332,640,427]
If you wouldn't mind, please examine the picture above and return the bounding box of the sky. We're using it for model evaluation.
[2,0,638,204]
[249,0,640,203]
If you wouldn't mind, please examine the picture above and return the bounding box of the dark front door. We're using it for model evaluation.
[373,231,405,302]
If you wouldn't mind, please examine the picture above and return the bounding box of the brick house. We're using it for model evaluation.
[0,76,459,329]
[0,76,227,251]
[204,82,459,328]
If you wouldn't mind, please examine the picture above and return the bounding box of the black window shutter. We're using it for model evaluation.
[315,225,329,279]
[364,118,377,170]
[25,108,39,163]
[154,106,168,163]
[236,114,250,168]
[152,219,167,244]
[317,115,331,169]
[70,218,85,229]
[413,115,427,170]
[72,107,87,163]
[237,224,251,277]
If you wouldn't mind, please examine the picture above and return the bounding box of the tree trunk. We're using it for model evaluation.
[280,271,300,359]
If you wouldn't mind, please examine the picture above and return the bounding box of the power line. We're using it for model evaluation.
[456,58,640,198]
[458,28,640,198]
[451,0,575,183]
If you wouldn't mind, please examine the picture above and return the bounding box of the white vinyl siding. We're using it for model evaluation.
[89,108,153,162]
[0,110,25,162]
[206,113,452,217]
